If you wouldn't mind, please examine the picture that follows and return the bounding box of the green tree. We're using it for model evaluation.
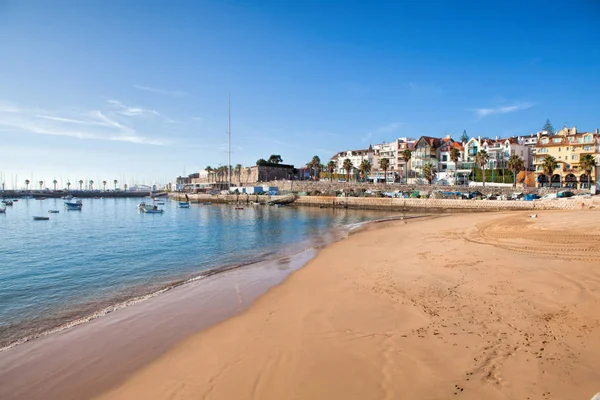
[124,183,128,191]
[327,160,336,181]
[541,155,558,188]
[52,179,58,191]
[507,155,524,188]
[449,147,461,185]
[310,156,321,181]
[359,159,372,182]
[542,119,555,135]
[460,130,469,143]
[378,158,390,184]
[401,149,412,183]
[475,150,490,187]
[25,179,30,190]
[78,180,84,190]
[89,180,94,190]
[256,159,267,166]
[422,162,437,185]
[39,180,44,190]
[67,181,71,191]
[268,155,283,164]
[580,153,596,189]
[342,158,353,181]
[102,180,107,191]
[113,179,118,190]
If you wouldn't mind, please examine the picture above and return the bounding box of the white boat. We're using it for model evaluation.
[62,194,73,200]
[64,200,83,210]
[142,207,164,214]
[178,201,190,208]
[0,207,6,214]
[137,202,156,211]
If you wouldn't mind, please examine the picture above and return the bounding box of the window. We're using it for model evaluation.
[584,135,593,143]
[572,154,578,160]
[584,145,593,151]
[568,137,574,142]
[553,138,562,143]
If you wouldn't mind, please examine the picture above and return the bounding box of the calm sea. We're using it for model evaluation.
[0,197,405,349]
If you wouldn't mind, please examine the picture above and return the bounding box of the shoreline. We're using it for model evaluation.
[95,209,600,400]
[0,212,421,400]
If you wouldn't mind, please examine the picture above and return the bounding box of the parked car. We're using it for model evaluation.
[557,191,575,198]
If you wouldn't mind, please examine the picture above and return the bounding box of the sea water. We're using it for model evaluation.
[0,197,404,348]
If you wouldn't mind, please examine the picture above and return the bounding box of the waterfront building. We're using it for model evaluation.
[412,136,444,175]
[534,126,599,188]
[330,146,376,180]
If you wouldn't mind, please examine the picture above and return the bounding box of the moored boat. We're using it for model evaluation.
[48,210,60,213]
[33,216,49,220]
[142,207,164,214]
[64,200,83,210]
[0,207,6,214]
[178,201,190,208]
[1,200,13,206]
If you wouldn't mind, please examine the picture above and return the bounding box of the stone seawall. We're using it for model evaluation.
[257,180,591,196]
[295,196,590,212]
[171,193,591,212]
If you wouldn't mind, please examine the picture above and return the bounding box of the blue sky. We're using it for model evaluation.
[1,0,599,188]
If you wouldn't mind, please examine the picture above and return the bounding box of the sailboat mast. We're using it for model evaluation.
[227,93,231,191]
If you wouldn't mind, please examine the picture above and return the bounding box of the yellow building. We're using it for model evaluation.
[534,126,598,189]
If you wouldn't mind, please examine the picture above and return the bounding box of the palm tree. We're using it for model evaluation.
[311,156,321,181]
[78,180,84,190]
[422,162,437,185]
[89,180,94,190]
[475,150,490,187]
[379,158,390,185]
[113,179,118,190]
[580,153,596,190]
[540,155,558,188]
[102,180,107,191]
[235,164,242,186]
[123,183,128,191]
[359,159,372,182]
[327,160,336,181]
[67,181,71,191]
[507,155,524,188]
[39,180,44,190]
[401,149,412,183]
[268,155,283,164]
[342,158,353,181]
[449,147,461,185]
[52,179,57,190]
[25,179,30,190]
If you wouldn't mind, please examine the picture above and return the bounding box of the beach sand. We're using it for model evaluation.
[95,210,600,400]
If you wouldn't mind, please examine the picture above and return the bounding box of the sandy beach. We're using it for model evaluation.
[93,210,600,400]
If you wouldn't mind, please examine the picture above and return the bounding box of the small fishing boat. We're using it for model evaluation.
[48,210,60,213]
[33,216,50,220]
[137,202,156,211]
[142,207,164,214]
[1,200,13,206]
[64,200,83,210]
[13,199,18,202]
[178,202,190,208]
[62,194,73,200]
[0,207,6,214]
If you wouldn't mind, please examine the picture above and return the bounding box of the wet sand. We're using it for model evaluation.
[96,210,600,400]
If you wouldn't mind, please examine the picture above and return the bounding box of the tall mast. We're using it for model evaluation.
[228,93,231,190]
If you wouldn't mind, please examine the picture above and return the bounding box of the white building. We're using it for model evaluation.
[330,146,376,179]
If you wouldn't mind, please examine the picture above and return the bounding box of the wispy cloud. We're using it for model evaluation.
[107,99,160,117]
[134,85,186,97]
[0,100,166,145]
[473,102,536,118]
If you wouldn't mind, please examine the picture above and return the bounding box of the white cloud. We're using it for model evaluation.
[107,99,160,117]
[473,102,536,118]
[0,100,166,145]
[134,85,186,97]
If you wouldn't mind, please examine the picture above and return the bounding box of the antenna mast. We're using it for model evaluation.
[228,93,231,190]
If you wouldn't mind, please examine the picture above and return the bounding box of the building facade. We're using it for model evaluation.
[330,146,376,180]
[534,127,599,188]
